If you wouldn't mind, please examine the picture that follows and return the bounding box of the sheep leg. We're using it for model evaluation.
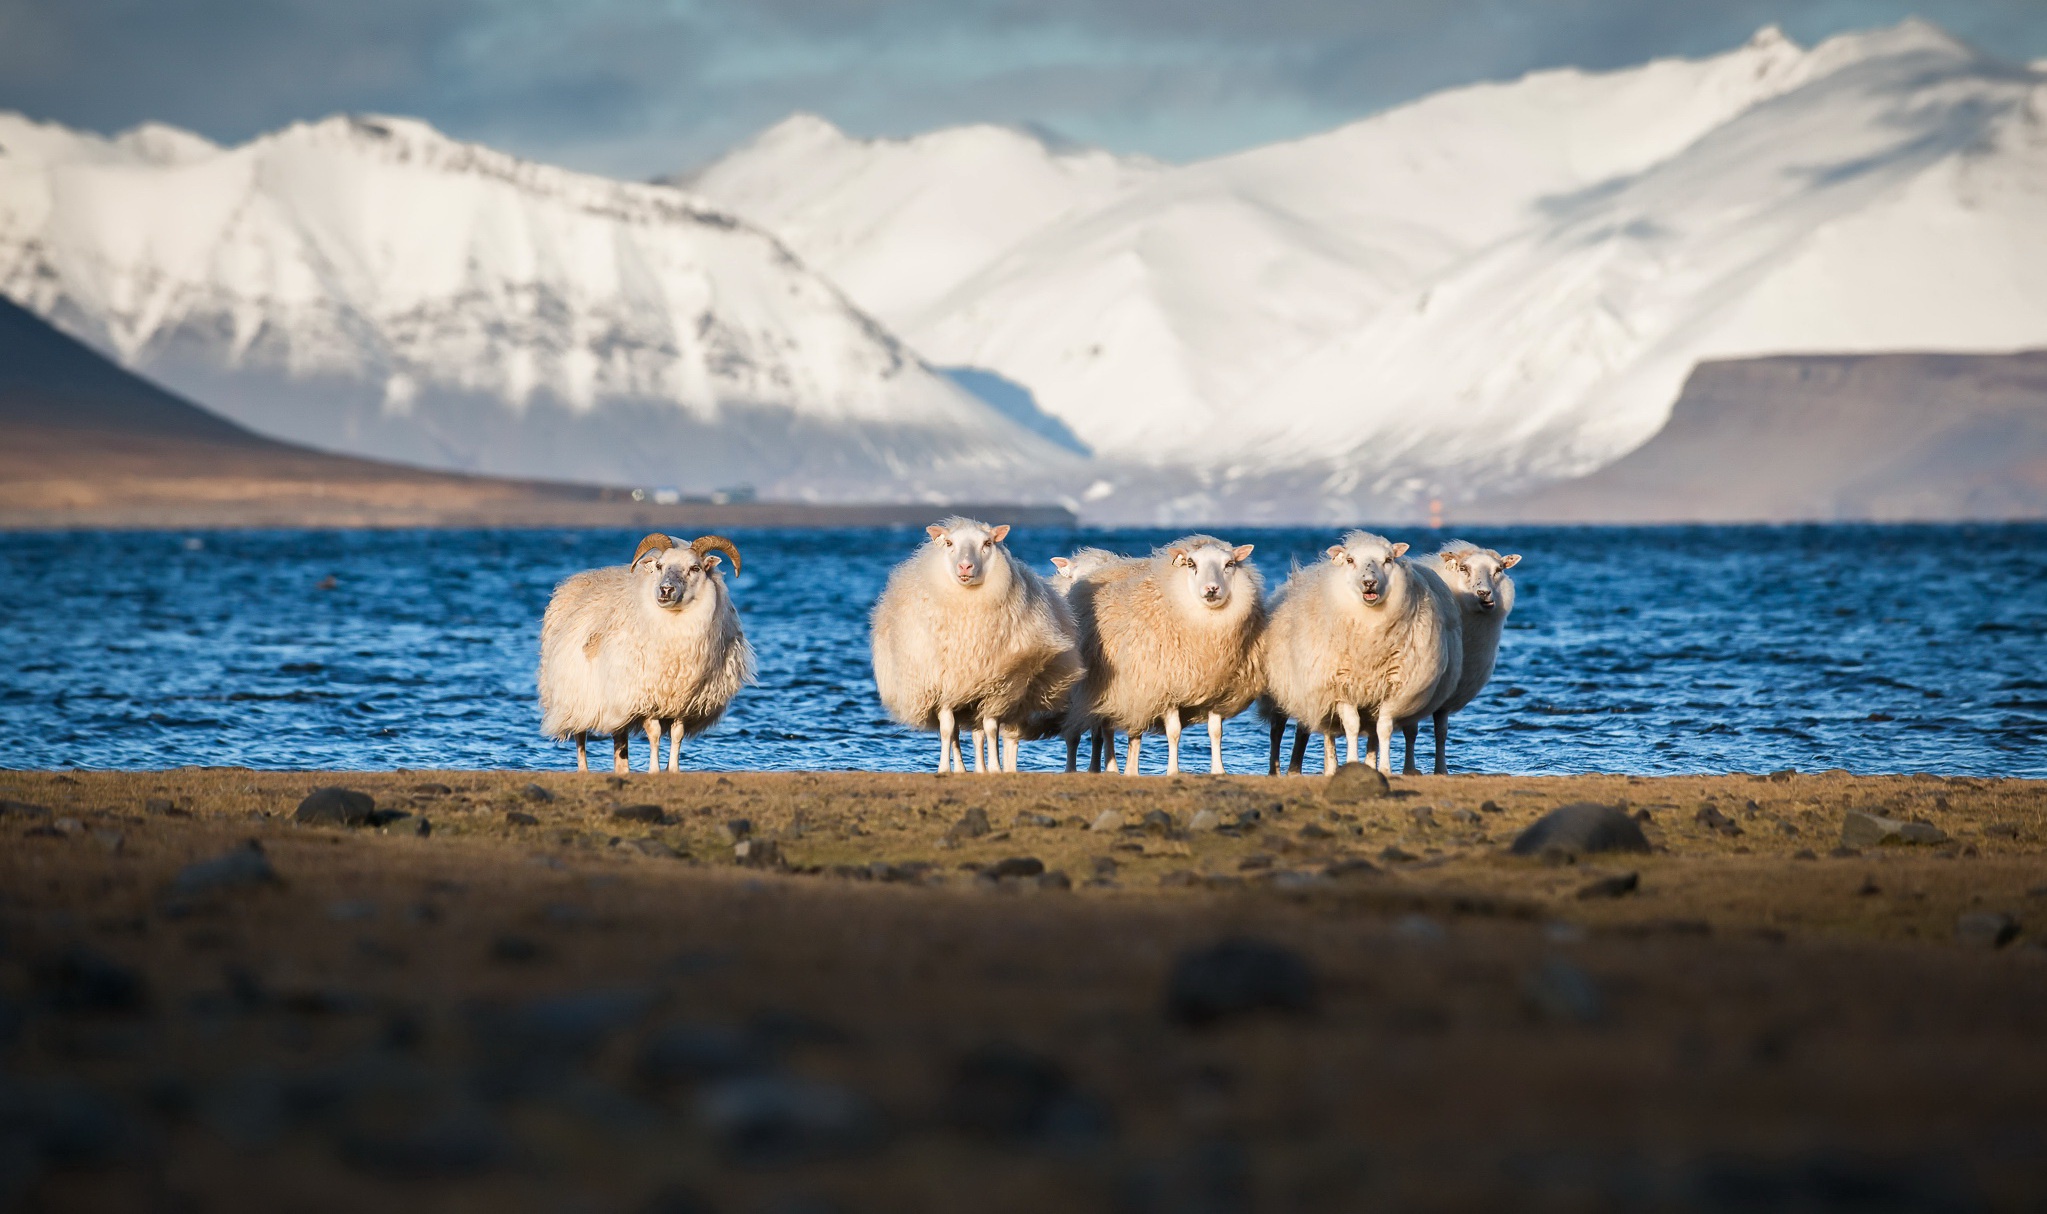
[575,732,589,773]
[1125,733,1141,775]
[1001,725,1020,773]
[1402,721,1422,776]
[1433,709,1450,776]
[1267,716,1285,776]
[612,729,631,774]
[1289,725,1310,775]
[1374,711,1397,776]
[1088,729,1104,774]
[668,721,685,773]
[1209,711,1225,775]
[981,716,1000,773]
[1321,732,1337,774]
[1337,703,1362,768]
[1064,729,1081,773]
[1163,707,1182,775]
[644,718,661,774]
[970,726,986,773]
[937,707,957,775]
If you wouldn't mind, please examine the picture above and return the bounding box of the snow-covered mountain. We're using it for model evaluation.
[0,112,1081,501]
[694,22,2047,520]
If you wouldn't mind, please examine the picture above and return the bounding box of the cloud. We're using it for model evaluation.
[2,0,2044,177]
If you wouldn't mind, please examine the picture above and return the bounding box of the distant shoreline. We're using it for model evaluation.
[0,498,1079,532]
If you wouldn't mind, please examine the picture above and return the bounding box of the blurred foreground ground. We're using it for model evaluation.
[4,767,2046,1212]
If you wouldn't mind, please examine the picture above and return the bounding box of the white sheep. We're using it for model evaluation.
[1048,547,1139,772]
[1262,531,1462,776]
[538,533,754,773]
[870,519,1081,773]
[1066,536,1265,775]
[1400,541,1521,774]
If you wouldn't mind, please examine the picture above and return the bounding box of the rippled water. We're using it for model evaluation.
[2,525,2043,776]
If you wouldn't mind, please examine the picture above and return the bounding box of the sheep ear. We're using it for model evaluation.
[1050,557,1071,572]
[1324,545,1345,561]
[632,533,673,567]
[989,524,1010,544]
[1439,550,1460,565]
[1498,553,1522,570]
[1232,544,1254,562]
[1390,542,1410,558]
[926,525,947,540]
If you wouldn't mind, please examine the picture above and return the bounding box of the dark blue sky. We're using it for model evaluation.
[2,1,2044,176]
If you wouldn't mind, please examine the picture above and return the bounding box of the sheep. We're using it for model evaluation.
[1399,541,1521,774]
[1261,531,1462,777]
[1048,548,1141,772]
[1066,536,1265,775]
[870,518,1081,774]
[538,533,754,773]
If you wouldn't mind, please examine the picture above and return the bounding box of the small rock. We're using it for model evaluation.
[1447,807,1482,826]
[1322,763,1390,803]
[1955,912,2020,949]
[1298,822,1333,840]
[694,1075,883,1165]
[1792,849,1817,861]
[1378,846,1418,863]
[141,798,183,817]
[1480,800,1502,814]
[168,842,281,900]
[1409,806,1437,829]
[1013,812,1059,828]
[411,783,452,797]
[1139,809,1176,834]
[521,783,556,803]
[1524,958,1603,1024]
[1575,872,1640,899]
[505,811,539,827]
[1900,821,1949,845]
[1165,938,1318,1027]
[722,818,753,841]
[409,817,432,838]
[953,807,992,839]
[295,787,375,827]
[613,804,668,824]
[1857,875,1881,896]
[1842,811,1948,848]
[1089,810,1123,832]
[1323,858,1380,879]
[1509,803,1649,858]
[983,856,1045,880]
[733,839,785,869]
[1985,822,2020,839]
[630,838,681,858]
[1036,870,1072,892]
[1694,804,1743,837]
[1188,809,1222,832]
[1091,856,1119,877]
[1237,853,1275,871]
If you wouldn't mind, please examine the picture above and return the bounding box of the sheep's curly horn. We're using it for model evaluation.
[632,533,674,564]
[691,535,742,576]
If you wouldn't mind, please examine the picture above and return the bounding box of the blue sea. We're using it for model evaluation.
[2,525,2043,776]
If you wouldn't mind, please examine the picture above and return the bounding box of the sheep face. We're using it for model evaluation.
[1439,546,1521,613]
[1168,540,1256,610]
[926,521,1011,589]
[633,540,723,612]
[1326,532,1409,607]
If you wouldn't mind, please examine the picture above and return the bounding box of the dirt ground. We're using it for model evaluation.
[4,767,2045,1213]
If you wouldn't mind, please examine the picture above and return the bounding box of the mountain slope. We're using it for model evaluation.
[0,113,1081,504]
[695,23,2047,520]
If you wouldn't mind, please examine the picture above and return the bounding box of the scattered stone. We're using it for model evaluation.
[1139,809,1176,834]
[1188,809,1222,832]
[951,807,992,839]
[519,783,556,804]
[944,1043,1113,1145]
[1841,810,1948,848]
[1298,822,1333,840]
[1089,810,1123,832]
[1955,912,2020,949]
[1165,938,1318,1027]
[1575,872,1640,900]
[1238,853,1275,871]
[411,783,452,797]
[613,804,668,825]
[1524,957,1603,1024]
[733,839,785,869]
[1509,803,1649,858]
[1447,807,1482,826]
[168,842,281,901]
[694,1074,883,1165]
[983,856,1045,880]
[294,787,375,827]
[1037,870,1072,892]
[1985,822,2020,839]
[1480,800,1502,814]
[140,798,183,817]
[629,838,682,858]
[1829,845,1861,859]
[505,811,539,827]
[1792,849,1817,861]
[1322,763,1390,803]
[1694,804,1743,836]
[1409,806,1437,829]
[1092,856,1119,877]
[1324,858,1380,879]
[1378,846,1418,864]
[722,818,753,842]
[1857,876,1881,896]
[1013,812,1059,828]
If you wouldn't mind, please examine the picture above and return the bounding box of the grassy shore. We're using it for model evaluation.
[5,768,2046,1211]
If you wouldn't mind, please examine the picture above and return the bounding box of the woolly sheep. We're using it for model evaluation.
[870,518,1081,774]
[1066,536,1265,775]
[1262,531,1462,776]
[538,533,754,773]
[1049,547,1140,772]
[1400,541,1521,774]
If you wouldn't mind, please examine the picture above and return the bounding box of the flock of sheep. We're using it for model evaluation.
[536,522,1519,776]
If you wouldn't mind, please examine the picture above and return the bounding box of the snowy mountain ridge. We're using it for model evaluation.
[694,21,2047,520]
[0,111,1081,501]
